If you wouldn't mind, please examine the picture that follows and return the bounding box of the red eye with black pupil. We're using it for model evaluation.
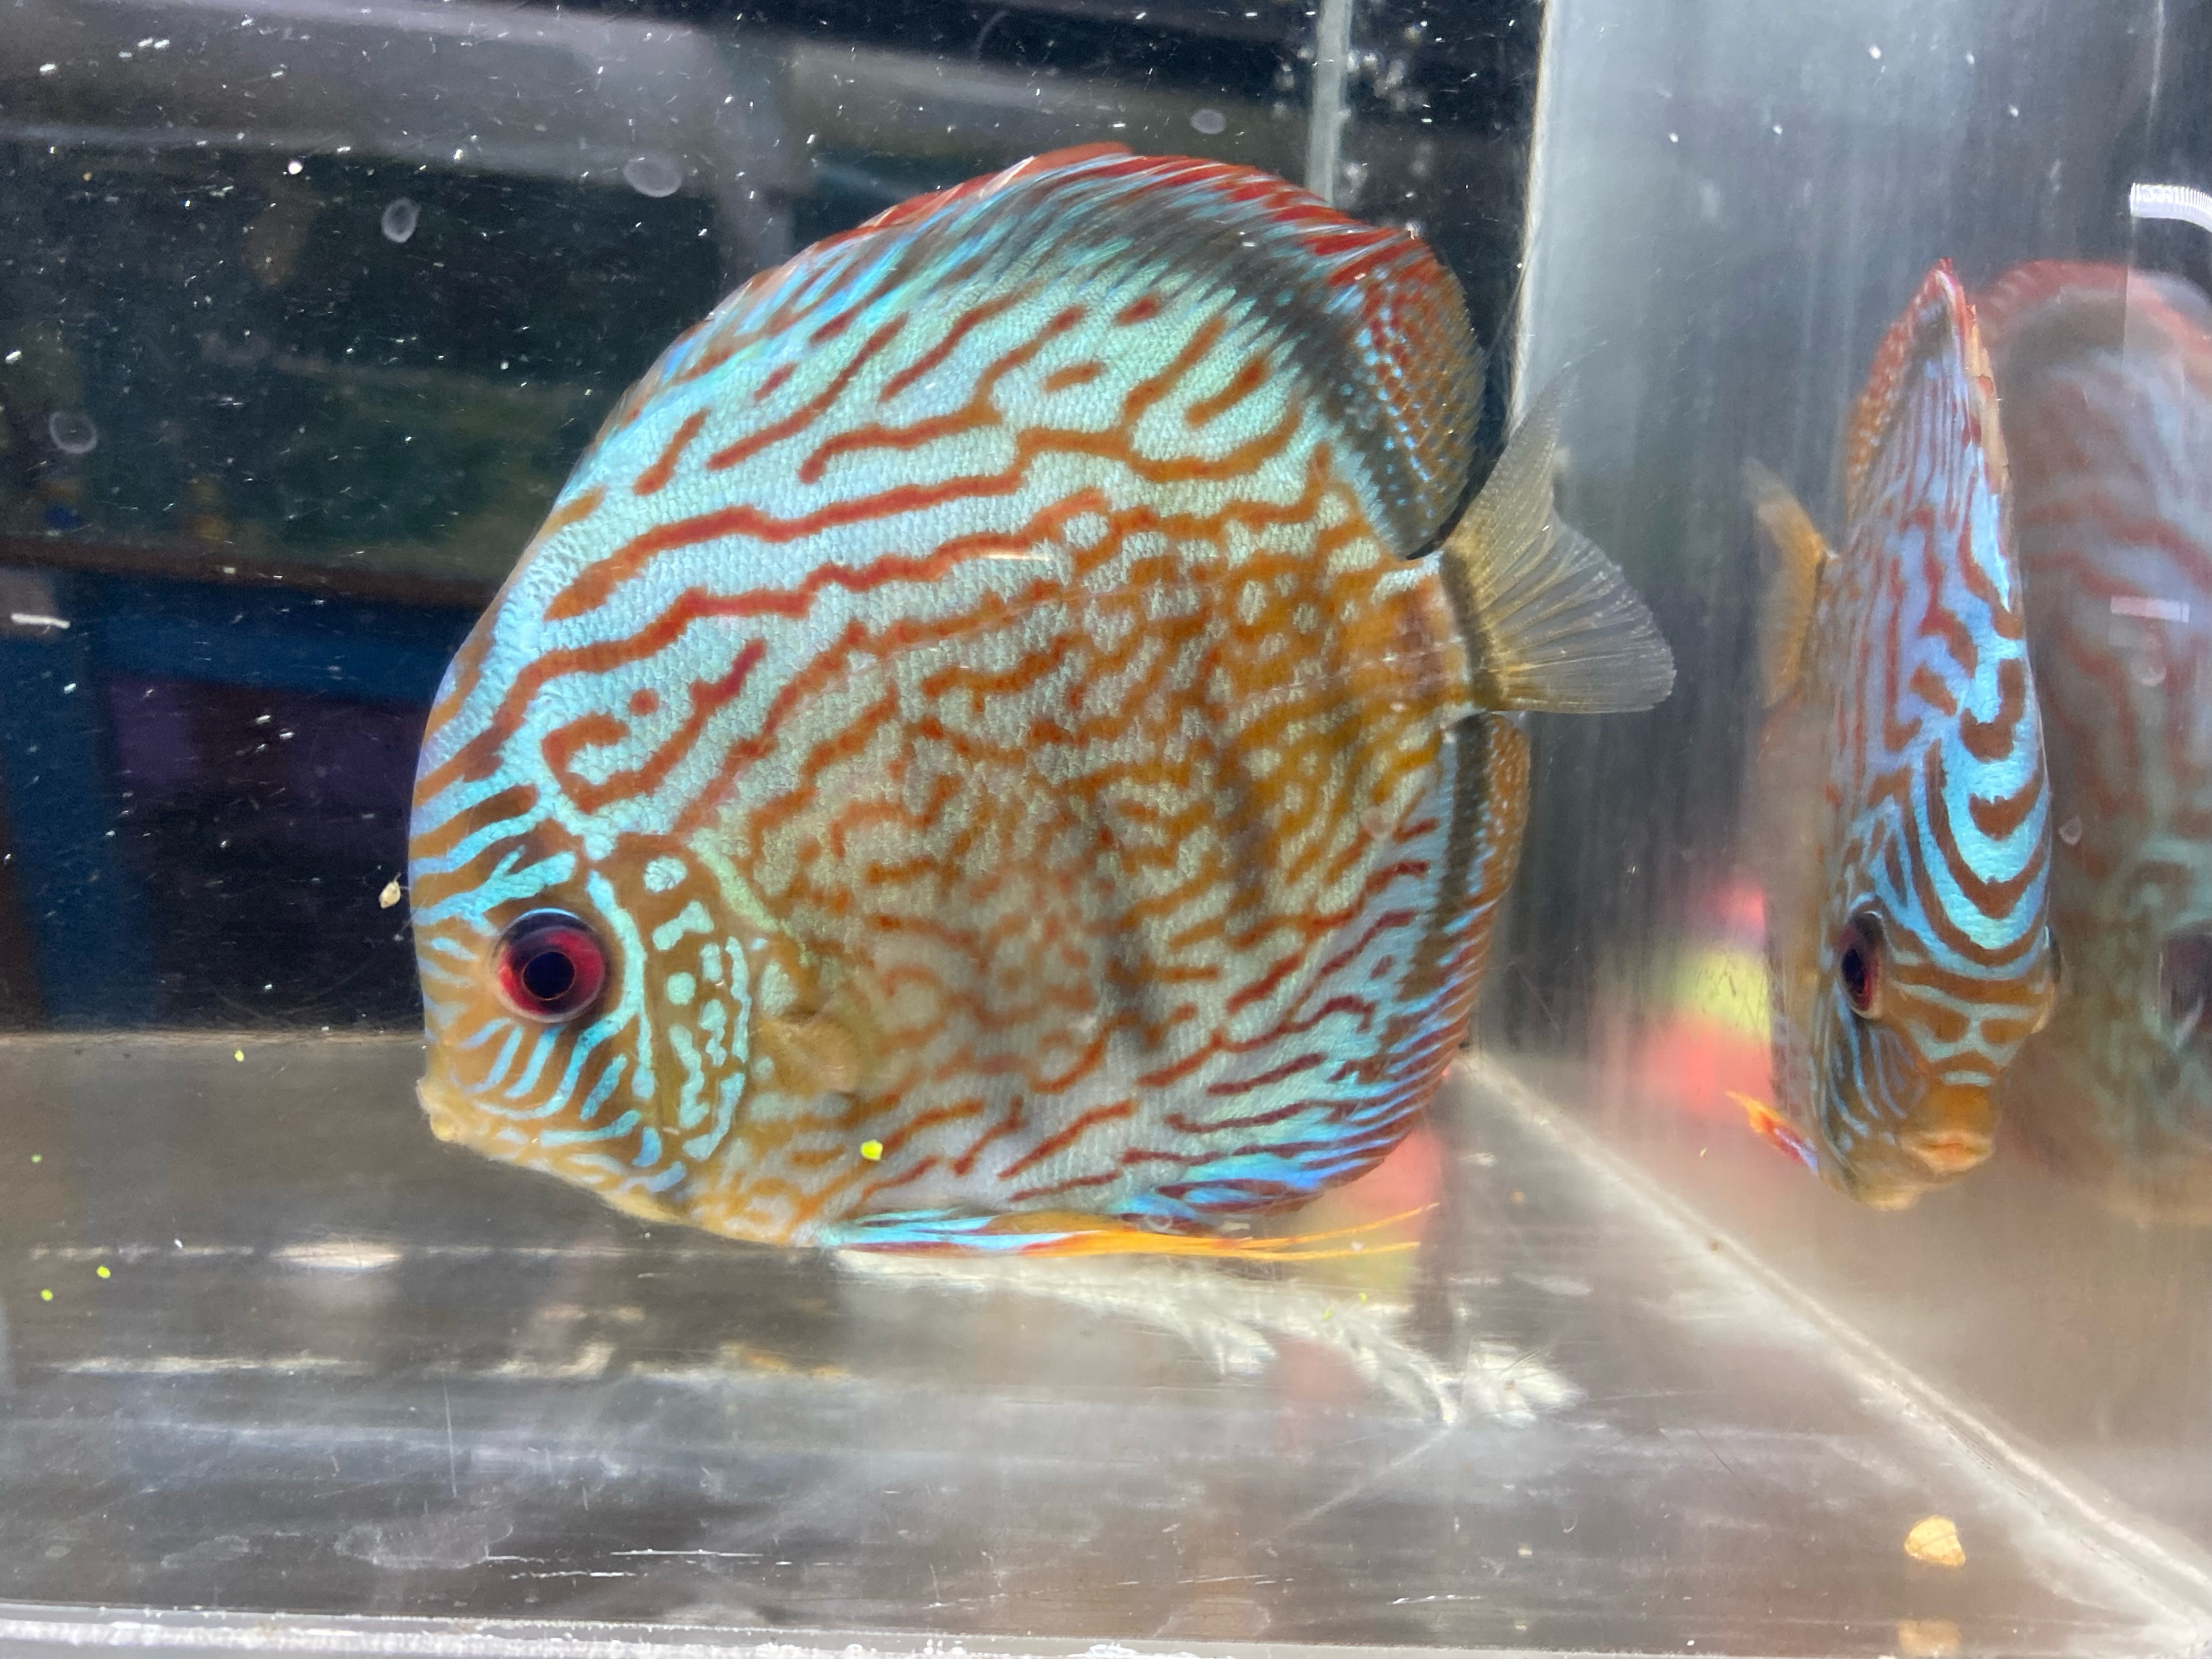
[494,912,606,1022]
[1837,912,1883,1017]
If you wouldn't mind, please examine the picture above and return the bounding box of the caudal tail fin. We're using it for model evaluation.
[1440,380,1675,714]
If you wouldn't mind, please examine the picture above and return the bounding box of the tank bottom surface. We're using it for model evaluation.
[0,1034,2204,1658]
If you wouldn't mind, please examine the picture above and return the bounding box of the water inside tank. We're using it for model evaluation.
[0,1,2207,1655]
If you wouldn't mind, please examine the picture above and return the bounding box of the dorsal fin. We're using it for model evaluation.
[1742,460,1830,706]
[1843,261,2003,521]
[1979,259,2212,396]
[592,145,1483,554]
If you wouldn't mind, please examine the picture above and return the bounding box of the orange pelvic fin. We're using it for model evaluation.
[1726,1089,1820,1172]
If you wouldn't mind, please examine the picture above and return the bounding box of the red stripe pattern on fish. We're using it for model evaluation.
[1743,262,2055,1207]
[406,146,1673,1252]
[1982,261,2212,1222]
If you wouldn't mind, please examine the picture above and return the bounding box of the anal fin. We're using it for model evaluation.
[822,1205,1435,1260]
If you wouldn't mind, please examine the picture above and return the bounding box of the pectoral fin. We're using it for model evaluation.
[755,989,880,1098]
[1743,460,1832,707]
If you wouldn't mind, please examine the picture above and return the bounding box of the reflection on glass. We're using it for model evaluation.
[1737,264,2055,1209]
[1987,259,2212,1224]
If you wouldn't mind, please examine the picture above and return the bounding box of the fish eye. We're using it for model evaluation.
[493,911,607,1023]
[2159,932,2212,1049]
[1836,911,1884,1019]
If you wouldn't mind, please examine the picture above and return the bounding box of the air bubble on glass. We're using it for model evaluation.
[1189,108,1227,136]
[623,154,684,199]
[48,411,97,456]
[380,197,419,244]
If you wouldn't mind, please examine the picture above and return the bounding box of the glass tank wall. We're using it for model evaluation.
[0,0,2206,1654]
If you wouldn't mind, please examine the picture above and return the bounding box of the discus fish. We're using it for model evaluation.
[1981,261,2212,1223]
[405,146,1673,1253]
[1741,262,2055,1207]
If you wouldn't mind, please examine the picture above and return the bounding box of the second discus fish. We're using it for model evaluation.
[406,145,1673,1253]
[1983,261,2212,1223]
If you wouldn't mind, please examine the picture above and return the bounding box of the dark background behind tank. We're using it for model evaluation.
[0,0,1539,1029]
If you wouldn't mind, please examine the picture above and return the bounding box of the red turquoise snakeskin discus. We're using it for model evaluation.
[407,145,1674,1252]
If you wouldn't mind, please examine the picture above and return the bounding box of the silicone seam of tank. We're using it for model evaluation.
[1508,0,1566,420]
[0,1599,1818,1659]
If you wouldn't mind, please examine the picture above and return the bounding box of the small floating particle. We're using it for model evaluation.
[622,153,684,198]
[95,1265,111,1279]
[380,196,419,244]
[234,1049,245,1063]
[40,1289,53,1302]
[1903,1514,1965,1568]
[30,1154,41,1164]
[48,410,98,455]
[859,1139,884,1162]
[378,877,403,909]
[1189,107,1227,136]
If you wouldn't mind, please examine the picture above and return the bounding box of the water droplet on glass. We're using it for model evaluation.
[1189,107,1227,136]
[380,197,419,244]
[47,411,97,456]
[623,153,684,199]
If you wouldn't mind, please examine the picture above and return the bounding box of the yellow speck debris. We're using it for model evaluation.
[95,1265,111,1279]
[1896,1618,1961,1658]
[39,1289,53,1302]
[234,1049,245,1062]
[1904,1514,1965,1568]
[379,877,403,910]
[29,1154,40,1164]
[859,1139,884,1161]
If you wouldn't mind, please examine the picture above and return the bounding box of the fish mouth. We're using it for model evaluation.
[1898,1083,1996,1178]
[415,1076,473,1146]
[1830,1082,1995,1207]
